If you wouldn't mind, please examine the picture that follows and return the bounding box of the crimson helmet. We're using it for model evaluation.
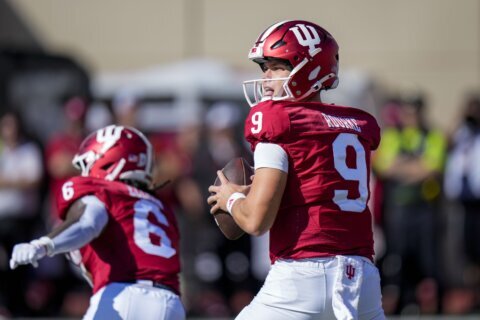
[243,20,339,107]
[72,125,153,186]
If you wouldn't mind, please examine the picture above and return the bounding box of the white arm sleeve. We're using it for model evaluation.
[51,195,109,255]
[254,142,289,173]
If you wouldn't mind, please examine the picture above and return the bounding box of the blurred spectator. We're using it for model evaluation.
[371,97,403,245]
[45,96,88,219]
[444,94,480,263]
[148,118,208,315]
[151,120,204,217]
[43,96,92,316]
[379,96,402,129]
[84,101,114,132]
[112,90,140,127]
[373,94,446,315]
[187,102,259,316]
[150,101,259,317]
[442,286,477,315]
[0,110,43,315]
[196,102,251,201]
[204,102,243,167]
[443,93,480,312]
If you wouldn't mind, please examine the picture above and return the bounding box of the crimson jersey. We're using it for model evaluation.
[56,176,181,294]
[244,100,380,262]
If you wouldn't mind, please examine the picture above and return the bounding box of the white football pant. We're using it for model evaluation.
[236,256,385,320]
[83,282,185,320]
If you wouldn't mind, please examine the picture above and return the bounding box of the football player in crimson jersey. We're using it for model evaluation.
[208,20,385,319]
[10,125,185,320]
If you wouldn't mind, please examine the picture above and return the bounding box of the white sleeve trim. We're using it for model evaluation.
[254,143,289,173]
[51,195,108,255]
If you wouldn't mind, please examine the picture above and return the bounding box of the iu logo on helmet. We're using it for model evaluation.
[345,264,356,280]
[96,125,123,152]
[97,125,123,143]
[290,24,321,56]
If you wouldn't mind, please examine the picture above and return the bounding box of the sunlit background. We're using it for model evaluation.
[0,0,479,319]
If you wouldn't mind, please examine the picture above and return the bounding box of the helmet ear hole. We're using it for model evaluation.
[101,162,114,171]
[271,40,286,50]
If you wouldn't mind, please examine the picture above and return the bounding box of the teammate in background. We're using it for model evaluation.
[10,125,185,320]
[208,20,385,319]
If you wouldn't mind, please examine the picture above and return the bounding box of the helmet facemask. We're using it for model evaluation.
[243,76,291,107]
[243,57,295,107]
[72,150,100,177]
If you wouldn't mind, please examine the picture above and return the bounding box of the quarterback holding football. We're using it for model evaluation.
[208,20,385,319]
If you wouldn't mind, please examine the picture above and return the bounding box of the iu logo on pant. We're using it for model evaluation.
[346,264,356,280]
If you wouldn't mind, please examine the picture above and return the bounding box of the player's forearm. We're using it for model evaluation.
[231,168,286,236]
[47,219,102,255]
[48,196,109,255]
[231,197,276,236]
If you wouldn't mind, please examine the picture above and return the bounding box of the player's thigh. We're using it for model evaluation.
[358,262,385,320]
[163,293,186,320]
[236,299,316,320]
[236,259,335,320]
[83,283,185,320]
[126,286,185,320]
[83,284,123,320]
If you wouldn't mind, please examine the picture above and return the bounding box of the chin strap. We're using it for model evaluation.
[152,180,171,191]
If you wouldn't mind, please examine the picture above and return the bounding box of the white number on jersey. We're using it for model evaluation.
[251,111,263,134]
[133,199,176,258]
[332,133,368,212]
[62,181,75,200]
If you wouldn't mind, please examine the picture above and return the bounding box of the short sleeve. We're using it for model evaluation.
[254,143,289,172]
[56,177,100,220]
[244,101,291,151]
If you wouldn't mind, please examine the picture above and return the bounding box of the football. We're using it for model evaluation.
[212,157,253,240]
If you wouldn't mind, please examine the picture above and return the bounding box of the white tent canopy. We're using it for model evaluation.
[90,59,377,132]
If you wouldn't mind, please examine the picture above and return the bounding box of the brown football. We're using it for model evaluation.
[212,157,253,240]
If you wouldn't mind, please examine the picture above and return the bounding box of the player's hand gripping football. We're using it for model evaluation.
[207,170,251,214]
[10,237,54,269]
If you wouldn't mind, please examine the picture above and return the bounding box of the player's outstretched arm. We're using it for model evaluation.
[10,195,108,269]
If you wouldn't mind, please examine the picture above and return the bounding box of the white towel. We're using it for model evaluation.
[332,255,364,320]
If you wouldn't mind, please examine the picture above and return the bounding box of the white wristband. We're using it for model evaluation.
[226,192,246,215]
[31,236,55,257]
